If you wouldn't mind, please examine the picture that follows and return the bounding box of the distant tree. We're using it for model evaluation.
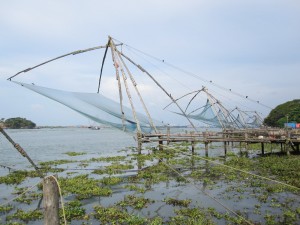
[264,99,300,127]
[4,117,36,129]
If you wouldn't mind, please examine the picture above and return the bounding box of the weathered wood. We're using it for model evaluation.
[43,176,59,225]
[137,133,142,154]
[138,128,300,155]
[261,143,265,155]
[205,142,208,157]
[191,141,195,154]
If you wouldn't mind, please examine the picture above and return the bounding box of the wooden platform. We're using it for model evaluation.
[137,128,300,155]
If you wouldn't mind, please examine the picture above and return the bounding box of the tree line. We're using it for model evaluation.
[0,117,36,129]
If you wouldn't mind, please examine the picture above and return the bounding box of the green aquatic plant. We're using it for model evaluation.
[64,151,87,156]
[101,176,123,186]
[164,198,192,207]
[93,162,134,175]
[39,159,76,167]
[0,205,13,213]
[123,184,146,193]
[61,200,87,221]
[6,209,43,222]
[0,170,40,185]
[59,175,112,199]
[117,195,154,209]
[88,155,127,162]
[170,208,215,225]
[14,192,42,205]
[93,205,147,224]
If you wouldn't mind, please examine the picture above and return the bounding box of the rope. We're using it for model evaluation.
[159,159,254,225]
[0,180,42,207]
[45,175,67,225]
[0,175,67,225]
[186,153,300,191]
[112,37,272,110]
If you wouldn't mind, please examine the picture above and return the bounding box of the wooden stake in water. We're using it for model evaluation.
[43,175,59,225]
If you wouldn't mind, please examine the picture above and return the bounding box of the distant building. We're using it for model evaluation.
[284,122,296,129]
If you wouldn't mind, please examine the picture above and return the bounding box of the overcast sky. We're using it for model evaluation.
[1,0,299,126]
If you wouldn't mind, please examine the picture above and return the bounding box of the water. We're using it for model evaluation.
[0,127,135,170]
[1,128,299,224]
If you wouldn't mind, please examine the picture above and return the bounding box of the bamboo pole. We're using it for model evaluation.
[114,48,158,133]
[110,39,142,134]
[119,52,198,132]
[109,38,126,131]
[0,127,42,177]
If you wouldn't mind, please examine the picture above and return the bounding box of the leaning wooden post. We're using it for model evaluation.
[43,175,59,225]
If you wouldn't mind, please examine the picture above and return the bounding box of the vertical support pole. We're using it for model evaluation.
[280,143,283,152]
[191,141,195,154]
[191,131,195,154]
[43,175,59,225]
[158,136,163,151]
[244,131,249,154]
[167,125,170,145]
[286,130,291,156]
[205,142,208,157]
[223,132,227,156]
[137,132,142,154]
[261,142,265,155]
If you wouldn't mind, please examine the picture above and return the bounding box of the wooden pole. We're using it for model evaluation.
[167,126,170,145]
[191,131,195,154]
[114,47,158,133]
[119,51,198,132]
[191,141,195,154]
[205,142,208,157]
[0,127,42,177]
[43,176,59,225]
[261,142,265,155]
[224,141,227,156]
[137,133,142,154]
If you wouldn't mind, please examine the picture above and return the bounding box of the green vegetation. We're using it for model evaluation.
[264,99,300,127]
[58,175,112,199]
[62,200,87,221]
[64,151,87,156]
[1,143,300,224]
[4,117,36,129]
[6,209,43,222]
[117,195,154,209]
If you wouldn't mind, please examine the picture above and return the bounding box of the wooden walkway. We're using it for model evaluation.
[138,128,300,155]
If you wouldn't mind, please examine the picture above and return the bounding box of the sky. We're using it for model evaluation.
[0,0,299,126]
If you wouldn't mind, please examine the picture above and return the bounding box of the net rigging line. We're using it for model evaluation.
[112,38,272,110]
